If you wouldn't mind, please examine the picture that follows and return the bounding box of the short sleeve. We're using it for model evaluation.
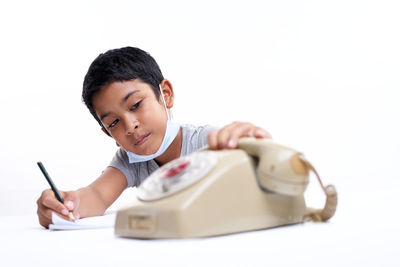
[108,148,137,188]
[181,124,219,156]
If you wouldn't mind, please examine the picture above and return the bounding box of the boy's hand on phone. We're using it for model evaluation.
[36,189,80,228]
[208,121,272,150]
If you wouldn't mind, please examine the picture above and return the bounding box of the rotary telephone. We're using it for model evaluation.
[115,137,337,238]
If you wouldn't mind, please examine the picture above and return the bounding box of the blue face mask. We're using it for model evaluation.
[127,120,180,163]
[126,85,180,163]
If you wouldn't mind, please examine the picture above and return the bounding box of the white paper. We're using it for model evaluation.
[49,212,116,230]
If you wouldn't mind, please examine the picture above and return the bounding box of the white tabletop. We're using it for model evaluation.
[1,189,398,267]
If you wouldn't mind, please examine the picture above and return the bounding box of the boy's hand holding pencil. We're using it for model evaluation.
[36,161,81,228]
[36,188,80,228]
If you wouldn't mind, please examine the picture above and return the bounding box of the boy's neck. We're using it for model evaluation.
[154,127,183,166]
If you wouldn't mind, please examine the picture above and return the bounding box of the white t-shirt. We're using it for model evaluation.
[108,124,217,187]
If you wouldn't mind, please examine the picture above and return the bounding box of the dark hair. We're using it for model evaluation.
[82,46,164,126]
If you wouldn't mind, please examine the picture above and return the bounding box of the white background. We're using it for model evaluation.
[0,0,399,266]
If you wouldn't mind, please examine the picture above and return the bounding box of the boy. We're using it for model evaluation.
[36,47,271,228]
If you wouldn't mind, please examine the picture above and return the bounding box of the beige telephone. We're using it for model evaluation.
[115,137,337,239]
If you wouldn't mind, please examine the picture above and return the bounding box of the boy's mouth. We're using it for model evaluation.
[134,133,151,146]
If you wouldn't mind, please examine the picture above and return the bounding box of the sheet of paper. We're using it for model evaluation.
[49,212,116,230]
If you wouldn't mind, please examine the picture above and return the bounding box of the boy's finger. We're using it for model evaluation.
[38,202,70,222]
[72,213,80,220]
[208,123,271,150]
[63,191,81,220]
[40,191,69,216]
[64,200,80,220]
[64,200,74,210]
[215,122,244,149]
[64,191,80,211]
[229,125,271,143]
[253,128,272,139]
[37,207,70,227]
[224,123,255,148]
[37,202,52,224]
[37,208,51,228]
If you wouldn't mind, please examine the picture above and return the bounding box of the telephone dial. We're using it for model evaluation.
[115,137,337,238]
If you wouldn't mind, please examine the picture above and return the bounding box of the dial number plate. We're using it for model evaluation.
[138,151,218,201]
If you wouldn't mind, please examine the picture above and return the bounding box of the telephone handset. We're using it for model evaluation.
[237,138,337,222]
[115,138,338,238]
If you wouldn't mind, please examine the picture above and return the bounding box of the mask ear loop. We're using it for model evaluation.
[159,85,172,120]
[299,155,338,222]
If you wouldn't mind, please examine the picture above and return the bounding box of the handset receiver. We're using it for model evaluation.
[238,137,337,222]
[238,137,309,196]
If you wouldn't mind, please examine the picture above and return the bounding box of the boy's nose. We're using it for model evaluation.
[125,120,139,135]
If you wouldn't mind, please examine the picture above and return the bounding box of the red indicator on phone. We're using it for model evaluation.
[164,160,190,178]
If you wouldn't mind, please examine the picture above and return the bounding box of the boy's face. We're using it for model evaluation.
[92,79,173,155]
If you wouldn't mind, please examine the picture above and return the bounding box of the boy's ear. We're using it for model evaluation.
[160,79,174,108]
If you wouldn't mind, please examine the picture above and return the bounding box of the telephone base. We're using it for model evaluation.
[115,149,306,239]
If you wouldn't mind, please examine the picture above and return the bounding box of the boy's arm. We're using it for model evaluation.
[75,167,127,218]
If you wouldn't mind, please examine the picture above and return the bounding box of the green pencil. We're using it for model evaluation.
[37,161,75,221]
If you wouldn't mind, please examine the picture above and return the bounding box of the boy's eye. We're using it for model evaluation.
[130,100,142,111]
[108,119,119,129]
